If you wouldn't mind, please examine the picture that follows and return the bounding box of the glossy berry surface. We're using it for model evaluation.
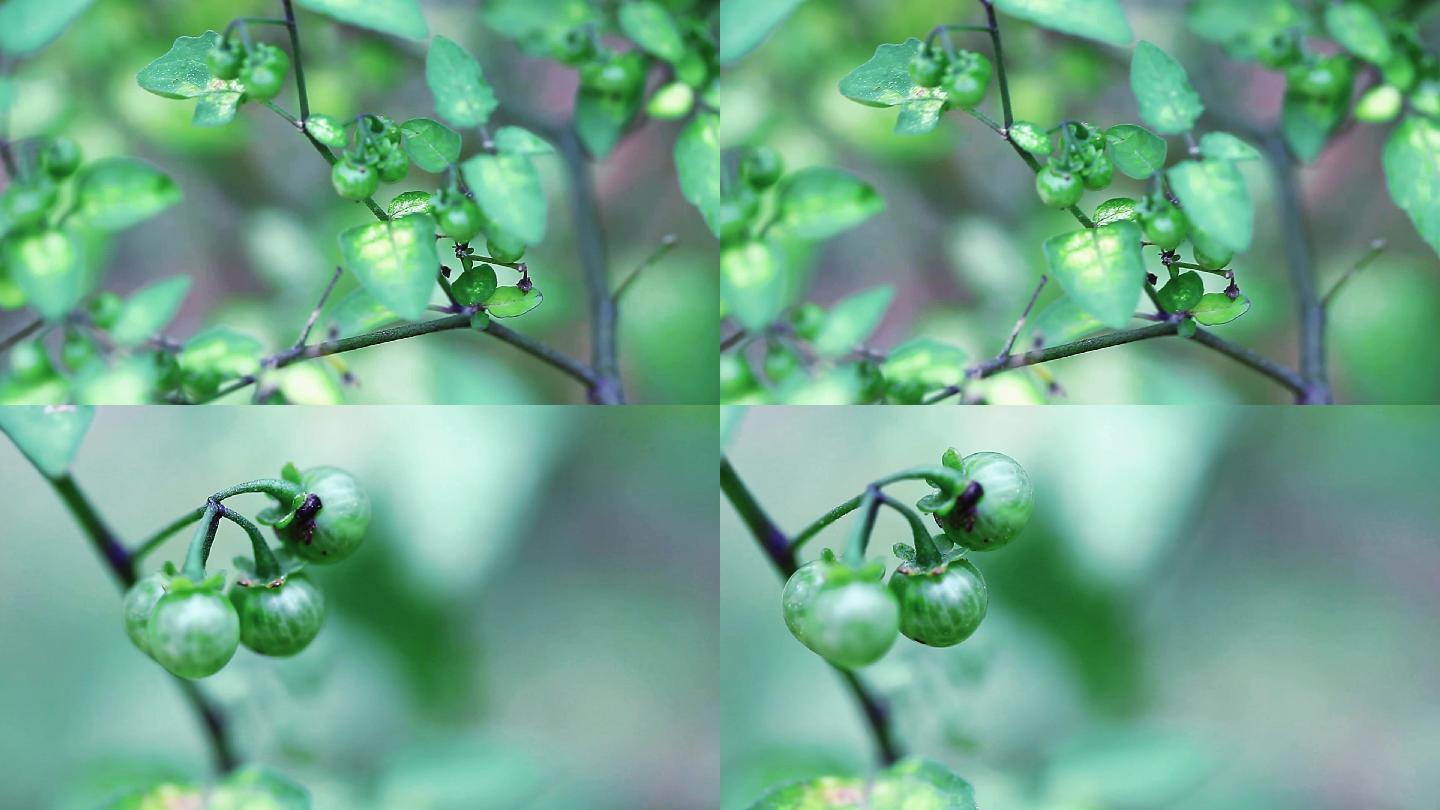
[279,466,371,563]
[147,590,240,679]
[230,573,326,657]
[889,558,988,647]
[938,451,1034,550]
[782,559,899,669]
[331,158,379,201]
[1035,165,1083,209]
[122,572,169,658]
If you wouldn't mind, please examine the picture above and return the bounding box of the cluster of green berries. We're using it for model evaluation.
[551,18,715,120]
[909,45,993,109]
[1257,24,1440,123]
[1033,122,1113,209]
[1,137,81,234]
[206,38,290,102]
[781,451,1033,669]
[314,114,409,202]
[718,145,784,244]
[122,466,370,680]
[427,188,525,264]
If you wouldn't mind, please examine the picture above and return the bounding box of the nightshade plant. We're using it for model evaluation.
[0,406,365,796]
[0,0,718,405]
[721,448,1033,808]
[720,0,1439,405]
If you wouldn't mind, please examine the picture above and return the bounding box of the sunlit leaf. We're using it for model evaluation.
[483,285,543,318]
[1042,222,1145,329]
[137,31,241,100]
[295,0,428,40]
[839,39,945,109]
[811,286,893,358]
[426,35,497,128]
[337,213,441,320]
[1168,159,1252,252]
[400,117,461,172]
[109,276,191,346]
[0,405,93,478]
[721,240,786,331]
[3,227,87,320]
[1130,41,1203,134]
[1198,131,1259,162]
[675,113,720,236]
[1324,2,1390,65]
[460,154,546,245]
[1105,124,1168,179]
[994,0,1132,46]
[72,158,181,230]
[493,126,553,156]
[618,1,685,62]
[1382,116,1440,257]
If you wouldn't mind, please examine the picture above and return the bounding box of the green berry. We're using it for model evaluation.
[889,557,988,647]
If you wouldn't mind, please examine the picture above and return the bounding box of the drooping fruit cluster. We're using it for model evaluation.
[310,114,410,202]
[1028,122,1113,209]
[909,44,993,109]
[780,451,1033,669]
[121,465,369,679]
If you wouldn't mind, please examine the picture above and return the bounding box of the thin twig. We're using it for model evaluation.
[44,474,237,773]
[1321,238,1386,309]
[615,234,678,301]
[279,0,310,121]
[720,457,902,766]
[294,266,342,348]
[998,274,1046,357]
[0,317,43,354]
[558,127,624,404]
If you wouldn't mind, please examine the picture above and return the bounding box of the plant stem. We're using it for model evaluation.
[132,506,207,564]
[979,0,1013,129]
[0,317,43,354]
[720,457,902,766]
[42,475,237,772]
[558,127,624,404]
[845,487,882,567]
[278,0,310,121]
[195,314,597,403]
[924,321,1306,402]
[211,478,303,504]
[181,501,223,581]
[1264,131,1331,403]
[790,466,967,551]
[217,505,282,581]
[878,494,940,566]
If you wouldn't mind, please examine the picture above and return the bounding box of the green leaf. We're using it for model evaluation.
[1186,0,1302,51]
[894,100,946,136]
[574,86,643,158]
[1281,89,1347,163]
[1157,271,1203,313]
[618,1,685,62]
[721,240,786,331]
[73,355,160,405]
[179,327,263,399]
[812,286,893,358]
[1324,2,1391,65]
[493,126,553,156]
[387,190,433,218]
[192,91,242,127]
[1130,41,1203,135]
[137,31,242,100]
[1198,131,1259,161]
[295,0,427,40]
[1168,159,1252,253]
[337,213,441,320]
[426,35,498,129]
[0,405,93,478]
[1009,121,1052,155]
[451,263,497,306]
[483,285,543,317]
[1093,197,1138,226]
[109,276,191,346]
[399,117,461,172]
[881,338,966,403]
[3,227,86,319]
[0,0,94,56]
[1105,124,1168,179]
[675,113,720,236]
[1192,292,1250,325]
[1027,294,1106,347]
[72,158,181,231]
[773,167,883,241]
[1042,221,1145,329]
[839,39,945,109]
[329,287,402,336]
[993,0,1132,46]
[460,154,546,245]
[1382,116,1440,257]
[719,0,805,65]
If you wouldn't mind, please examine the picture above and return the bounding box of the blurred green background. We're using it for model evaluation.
[0,0,718,404]
[721,1,1440,404]
[722,406,1440,809]
[0,406,716,808]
